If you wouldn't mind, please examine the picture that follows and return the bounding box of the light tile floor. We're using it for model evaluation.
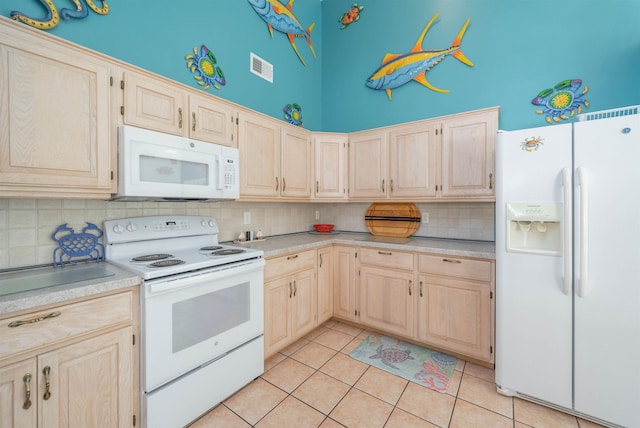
[189,320,606,428]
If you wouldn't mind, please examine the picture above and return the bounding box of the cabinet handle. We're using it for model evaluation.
[23,374,32,410]
[42,366,51,400]
[287,254,299,260]
[390,179,394,193]
[289,282,293,299]
[8,311,61,328]
[420,281,423,297]
[178,108,183,129]
[319,253,323,268]
[442,258,462,264]
[192,112,196,131]
[381,179,385,192]
[316,180,319,193]
[489,173,493,190]
[378,251,392,256]
[275,177,279,191]
[282,177,286,192]
[293,280,297,297]
[408,280,412,296]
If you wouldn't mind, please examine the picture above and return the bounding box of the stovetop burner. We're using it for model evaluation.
[132,253,173,262]
[210,249,245,256]
[149,259,186,268]
[200,246,223,251]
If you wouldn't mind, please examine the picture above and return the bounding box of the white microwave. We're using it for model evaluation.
[113,125,239,201]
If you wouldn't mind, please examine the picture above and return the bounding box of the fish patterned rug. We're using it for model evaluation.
[350,334,457,393]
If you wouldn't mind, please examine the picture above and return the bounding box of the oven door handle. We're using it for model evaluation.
[145,259,265,295]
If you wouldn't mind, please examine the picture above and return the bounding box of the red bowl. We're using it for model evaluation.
[313,224,334,233]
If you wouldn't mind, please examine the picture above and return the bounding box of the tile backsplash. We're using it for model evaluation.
[0,199,494,270]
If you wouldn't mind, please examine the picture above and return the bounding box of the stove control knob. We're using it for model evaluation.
[113,224,125,234]
[126,223,137,232]
[200,219,207,228]
[208,220,215,228]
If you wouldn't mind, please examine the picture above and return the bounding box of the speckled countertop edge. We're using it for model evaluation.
[0,262,141,316]
[225,231,496,260]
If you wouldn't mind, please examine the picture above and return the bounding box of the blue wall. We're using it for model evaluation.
[2,0,640,132]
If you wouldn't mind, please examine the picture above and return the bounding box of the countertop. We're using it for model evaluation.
[0,232,493,316]
[0,262,141,316]
[226,231,496,260]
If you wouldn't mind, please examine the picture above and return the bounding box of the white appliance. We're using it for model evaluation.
[113,125,239,201]
[495,106,640,428]
[104,215,264,428]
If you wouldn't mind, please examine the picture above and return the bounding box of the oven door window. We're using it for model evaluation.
[172,281,249,352]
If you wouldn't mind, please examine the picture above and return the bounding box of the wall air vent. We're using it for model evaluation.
[250,53,273,83]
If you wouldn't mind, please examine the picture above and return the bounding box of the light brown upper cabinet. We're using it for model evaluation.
[0,19,115,199]
[313,133,348,200]
[348,107,499,202]
[238,109,312,200]
[120,67,236,147]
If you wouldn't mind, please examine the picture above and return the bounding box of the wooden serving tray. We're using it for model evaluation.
[365,202,421,237]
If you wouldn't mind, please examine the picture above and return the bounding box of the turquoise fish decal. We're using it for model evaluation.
[365,13,473,100]
[247,0,316,66]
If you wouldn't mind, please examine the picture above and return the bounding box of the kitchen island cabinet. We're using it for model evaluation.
[264,249,317,358]
[0,288,139,428]
[0,19,115,199]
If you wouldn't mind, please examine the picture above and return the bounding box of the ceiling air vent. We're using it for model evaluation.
[250,53,273,83]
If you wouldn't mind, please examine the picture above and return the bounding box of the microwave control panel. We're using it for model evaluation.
[224,158,237,189]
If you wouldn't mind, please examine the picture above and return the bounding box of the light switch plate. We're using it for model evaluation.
[421,212,429,223]
[244,212,251,225]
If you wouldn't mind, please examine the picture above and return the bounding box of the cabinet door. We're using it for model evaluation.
[348,130,387,199]
[440,108,498,198]
[188,93,236,147]
[314,133,347,199]
[122,70,188,136]
[291,267,317,337]
[388,122,438,198]
[333,246,357,320]
[0,360,37,428]
[237,111,280,197]
[264,277,292,357]
[0,36,113,197]
[317,247,334,324]
[417,275,492,362]
[39,327,133,428]
[281,126,312,198]
[359,265,414,337]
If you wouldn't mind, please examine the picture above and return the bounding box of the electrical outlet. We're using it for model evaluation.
[421,212,429,223]
[315,211,320,220]
[243,212,251,225]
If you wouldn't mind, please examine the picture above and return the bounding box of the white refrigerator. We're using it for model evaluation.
[495,106,640,428]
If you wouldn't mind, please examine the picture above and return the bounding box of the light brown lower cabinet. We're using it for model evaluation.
[358,248,415,338]
[264,250,317,358]
[0,289,138,428]
[317,246,334,324]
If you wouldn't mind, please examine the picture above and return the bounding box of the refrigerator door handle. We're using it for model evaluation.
[577,166,589,297]
[562,167,572,296]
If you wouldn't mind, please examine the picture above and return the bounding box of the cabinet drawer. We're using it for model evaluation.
[265,250,316,280]
[418,254,492,282]
[359,247,414,271]
[1,291,134,360]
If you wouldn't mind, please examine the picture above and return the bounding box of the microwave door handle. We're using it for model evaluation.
[216,154,224,190]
